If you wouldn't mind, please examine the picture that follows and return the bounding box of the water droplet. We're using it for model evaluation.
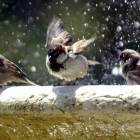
[28,17,34,23]
[18,24,22,29]
[36,17,39,20]
[124,0,127,3]
[48,6,51,10]
[84,23,88,27]
[67,13,70,16]
[31,66,36,72]
[134,21,140,28]
[117,26,122,32]
[105,18,109,22]
[83,12,87,15]
[3,20,10,26]
[101,34,105,38]
[34,52,40,58]
[60,1,63,4]
[119,41,124,47]
[112,67,119,76]
[74,0,78,3]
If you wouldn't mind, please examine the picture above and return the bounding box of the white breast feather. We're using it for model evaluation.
[46,55,88,81]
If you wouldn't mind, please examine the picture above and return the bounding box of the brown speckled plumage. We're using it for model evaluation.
[119,49,140,85]
[0,54,37,86]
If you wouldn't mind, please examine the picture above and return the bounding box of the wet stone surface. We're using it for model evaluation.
[0,112,140,140]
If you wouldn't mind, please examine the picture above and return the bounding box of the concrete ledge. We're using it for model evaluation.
[0,86,140,113]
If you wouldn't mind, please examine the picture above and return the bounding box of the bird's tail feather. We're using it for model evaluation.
[87,60,100,65]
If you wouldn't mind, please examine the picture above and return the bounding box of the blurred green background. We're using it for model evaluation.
[0,0,140,86]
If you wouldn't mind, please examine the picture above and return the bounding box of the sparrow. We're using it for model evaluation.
[119,49,140,85]
[0,54,37,86]
[46,16,100,86]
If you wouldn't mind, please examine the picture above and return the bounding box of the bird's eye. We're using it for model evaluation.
[120,54,127,60]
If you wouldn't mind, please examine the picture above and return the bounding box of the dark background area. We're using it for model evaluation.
[0,0,140,85]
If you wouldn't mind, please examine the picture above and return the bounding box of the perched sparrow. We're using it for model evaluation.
[0,54,37,86]
[119,49,140,85]
[46,16,100,85]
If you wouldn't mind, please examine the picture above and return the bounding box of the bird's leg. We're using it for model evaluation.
[73,78,79,85]
[53,79,65,86]
[67,78,79,86]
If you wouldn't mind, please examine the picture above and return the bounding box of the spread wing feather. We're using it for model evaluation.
[66,36,96,54]
[46,16,73,48]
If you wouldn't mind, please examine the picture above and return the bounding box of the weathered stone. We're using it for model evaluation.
[0,86,140,113]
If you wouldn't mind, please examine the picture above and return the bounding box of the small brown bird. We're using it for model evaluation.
[46,16,100,86]
[0,54,37,86]
[119,49,140,85]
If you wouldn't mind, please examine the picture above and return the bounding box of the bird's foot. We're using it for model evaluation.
[52,79,65,87]
[53,83,63,86]
[66,78,79,86]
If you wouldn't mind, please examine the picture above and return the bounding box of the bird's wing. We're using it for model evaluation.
[0,54,27,77]
[46,16,73,49]
[67,37,96,54]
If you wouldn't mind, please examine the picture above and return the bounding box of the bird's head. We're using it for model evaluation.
[119,49,140,68]
[47,44,68,64]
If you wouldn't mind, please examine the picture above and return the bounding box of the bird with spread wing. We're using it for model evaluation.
[46,16,100,86]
